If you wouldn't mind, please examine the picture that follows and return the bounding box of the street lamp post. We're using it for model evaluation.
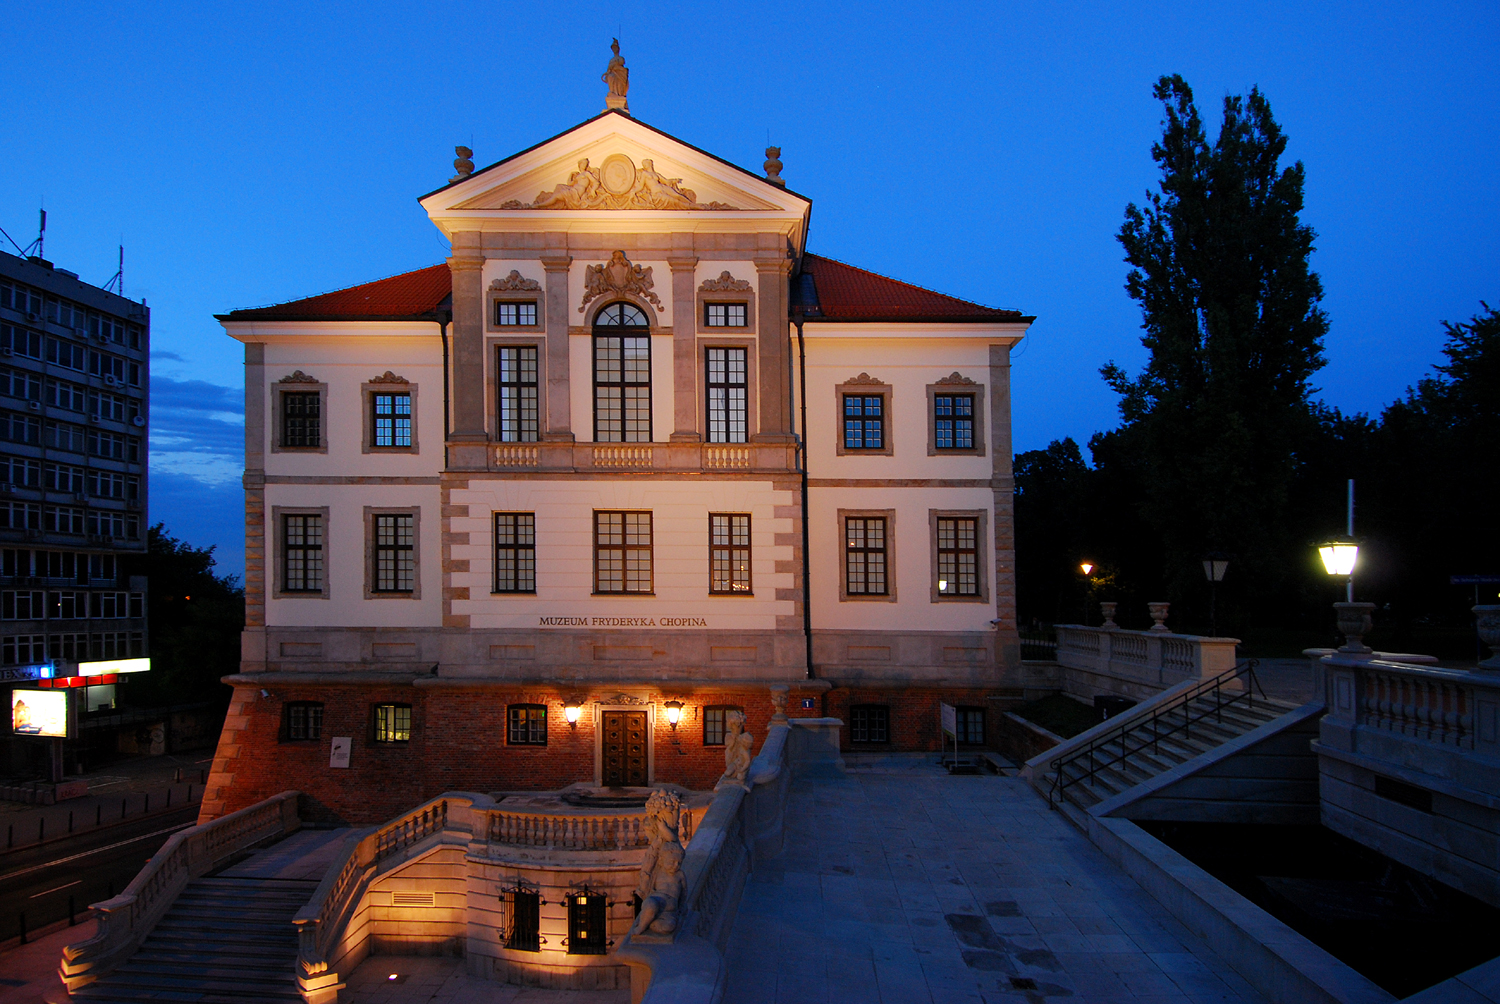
[1079,562,1094,626]
[1201,557,1228,637]
[1319,479,1371,653]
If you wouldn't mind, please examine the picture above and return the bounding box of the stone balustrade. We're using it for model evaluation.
[486,439,792,473]
[60,791,302,992]
[1054,624,1240,702]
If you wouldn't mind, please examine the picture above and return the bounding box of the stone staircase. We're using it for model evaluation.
[1044,687,1302,816]
[72,877,316,1003]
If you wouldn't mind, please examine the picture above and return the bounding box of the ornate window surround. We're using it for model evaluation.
[835,374,893,457]
[361,373,419,455]
[270,371,328,455]
[695,270,757,335]
[928,508,990,604]
[487,270,545,334]
[926,373,987,457]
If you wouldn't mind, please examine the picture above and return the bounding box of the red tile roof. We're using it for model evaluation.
[216,264,452,322]
[798,254,1025,323]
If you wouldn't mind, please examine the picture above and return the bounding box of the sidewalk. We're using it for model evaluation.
[0,917,88,1004]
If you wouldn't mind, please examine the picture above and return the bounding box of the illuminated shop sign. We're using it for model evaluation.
[12,689,68,738]
[77,658,151,677]
[0,664,54,683]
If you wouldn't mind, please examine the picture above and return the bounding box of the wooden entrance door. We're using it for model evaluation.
[601,710,648,786]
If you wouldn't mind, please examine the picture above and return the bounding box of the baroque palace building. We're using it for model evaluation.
[203,66,1032,824]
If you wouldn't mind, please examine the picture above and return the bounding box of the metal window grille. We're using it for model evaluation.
[709,514,752,594]
[372,393,411,448]
[506,889,542,951]
[593,305,650,443]
[956,707,984,745]
[498,346,539,442]
[566,890,608,955]
[284,514,323,592]
[594,511,652,593]
[706,347,747,443]
[842,395,883,449]
[373,703,411,742]
[934,394,974,450]
[936,517,978,596]
[705,303,746,327]
[373,514,414,593]
[508,704,547,745]
[493,513,535,593]
[851,705,890,743]
[845,517,887,595]
[495,301,537,326]
[287,702,323,741]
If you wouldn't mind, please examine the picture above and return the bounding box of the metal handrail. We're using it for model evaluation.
[1047,660,1264,808]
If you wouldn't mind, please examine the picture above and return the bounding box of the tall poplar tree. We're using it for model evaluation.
[1103,75,1328,607]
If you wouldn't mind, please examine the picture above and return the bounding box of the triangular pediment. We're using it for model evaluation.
[420,112,809,220]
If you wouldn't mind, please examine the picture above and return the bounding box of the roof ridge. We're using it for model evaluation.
[801,252,1011,314]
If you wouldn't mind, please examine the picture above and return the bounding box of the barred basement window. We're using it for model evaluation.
[709,514,751,594]
[493,513,535,593]
[285,702,324,741]
[594,511,652,594]
[702,706,741,746]
[844,517,887,596]
[850,705,890,743]
[508,704,547,745]
[283,514,324,593]
[506,888,541,951]
[373,703,411,743]
[566,890,607,955]
[282,392,320,448]
[956,707,984,745]
[705,347,747,443]
[371,392,412,448]
[936,517,978,597]
[373,514,414,593]
[497,346,538,442]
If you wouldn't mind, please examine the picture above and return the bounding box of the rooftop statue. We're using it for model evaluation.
[603,39,629,112]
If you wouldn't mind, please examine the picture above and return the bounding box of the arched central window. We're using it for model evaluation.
[593,302,651,442]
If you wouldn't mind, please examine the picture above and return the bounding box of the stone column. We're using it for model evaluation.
[752,257,791,442]
[541,255,574,441]
[990,341,1020,682]
[669,255,700,442]
[446,241,486,452]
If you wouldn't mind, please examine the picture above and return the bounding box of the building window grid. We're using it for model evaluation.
[372,393,412,448]
[498,346,539,443]
[493,513,535,594]
[842,395,884,450]
[507,704,547,745]
[851,705,890,744]
[495,301,538,327]
[844,517,888,596]
[592,304,651,443]
[282,392,320,449]
[934,394,975,450]
[373,514,415,593]
[702,706,741,746]
[937,517,979,596]
[373,703,411,743]
[956,707,985,745]
[286,702,324,741]
[706,347,747,443]
[705,303,747,327]
[594,511,652,594]
[506,890,542,951]
[709,514,751,595]
[284,514,324,593]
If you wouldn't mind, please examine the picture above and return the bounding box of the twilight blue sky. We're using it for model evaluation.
[3,1,1496,581]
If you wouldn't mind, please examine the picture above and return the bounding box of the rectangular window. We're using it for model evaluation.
[373,514,415,593]
[702,706,741,746]
[284,514,324,593]
[285,702,324,741]
[373,703,411,743]
[47,506,85,535]
[1,324,44,360]
[1,502,41,530]
[705,303,747,327]
[1,412,41,445]
[566,892,607,955]
[0,368,42,402]
[507,889,542,952]
[956,707,985,745]
[844,517,888,596]
[594,511,652,594]
[498,346,539,443]
[46,379,86,413]
[47,339,86,371]
[936,517,978,597]
[49,632,88,662]
[2,633,46,666]
[593,334,651,443]
[371,392,412,448]
[934,394,975,450]
[2,456,41,487]
[495,301,537,326]
[705,347,747,443]
[1,590,45,620]
[709,514,751,595]
[91,391,126,423]
[282,391,320,448]
[842,395,884,450]
[851,705,890,743]
[493,513,535,593]
[507,704,547,745]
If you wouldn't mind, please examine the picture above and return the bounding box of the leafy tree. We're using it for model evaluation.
[1102,75,1328,611]
[122,525,244,707]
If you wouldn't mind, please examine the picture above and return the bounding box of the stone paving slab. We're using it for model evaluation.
[341,956,629,1003]
[722,768,1270,1004]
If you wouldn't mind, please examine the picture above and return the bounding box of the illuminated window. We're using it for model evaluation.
[506,889,541,951]
[493,513,535,593]
[508,704,547,745]
[594,511,652,594]
[709,514,751,595]
[566,890,607,955]
[285,702,323,741]
[373,703,411,743]
[851,705,889,743]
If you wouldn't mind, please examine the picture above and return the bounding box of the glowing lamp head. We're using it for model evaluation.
[1319,541,1358,576]
[938,578,949,593]
[1080,562,1094,576]
[564,701,581,727]
[664,700,683,729]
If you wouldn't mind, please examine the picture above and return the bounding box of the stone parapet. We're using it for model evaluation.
[1055,624,1241,701]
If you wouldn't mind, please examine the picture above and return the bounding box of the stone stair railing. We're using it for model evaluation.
[58,790,302,991]
[1055,624,1240,700]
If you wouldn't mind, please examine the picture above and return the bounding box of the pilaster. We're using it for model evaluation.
[990,341,1020,681]
[541,255,575,442]
[752,257,792,442]
[447,242,486,446]
[669,254,700,442]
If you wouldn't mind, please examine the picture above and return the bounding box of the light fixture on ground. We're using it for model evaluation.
[1202,556,1228,637]
[664,700,683,729]
[564,701,582,728]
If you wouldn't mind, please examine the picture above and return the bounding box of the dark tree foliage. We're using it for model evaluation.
[122,525,244,707]
[1103,75,1328,611]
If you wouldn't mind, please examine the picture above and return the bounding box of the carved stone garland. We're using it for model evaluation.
[369,371,409,385]
[698,271,753,293]
[935,372,978,385]
[842,372,884,386]
[579,251,662,314]
[278,370,318,384]
[489,270,541,292]
[500,155,738,212]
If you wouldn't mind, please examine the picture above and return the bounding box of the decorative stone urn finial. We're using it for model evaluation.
[1147,602,1171,633]
[769,684,789,722]
[1099,602,1118,630]
[763,146,785,186]
[1334,601,1376,655]
[449,146,474,184]
[1473,605,1500,670]
[602,38,629,113]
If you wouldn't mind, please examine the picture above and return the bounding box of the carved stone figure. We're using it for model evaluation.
[579,251,662,313]
[632,789,683,935]
[603,39,629,112]
[449,146,474,184]
[699,271,753,293]
[502,154,739,212]
[763,146,785,186]
[717,711,753,790]
[531,159,604,210]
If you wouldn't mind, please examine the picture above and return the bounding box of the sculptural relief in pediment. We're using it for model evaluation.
[500,154,740,211]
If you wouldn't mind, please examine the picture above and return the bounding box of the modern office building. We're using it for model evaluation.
[0,249,150,774]
[205,59,1032,824]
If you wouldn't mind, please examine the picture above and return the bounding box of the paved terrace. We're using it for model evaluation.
[724,758,1269,1004]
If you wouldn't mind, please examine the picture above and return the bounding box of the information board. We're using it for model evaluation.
[12,690,67,738]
